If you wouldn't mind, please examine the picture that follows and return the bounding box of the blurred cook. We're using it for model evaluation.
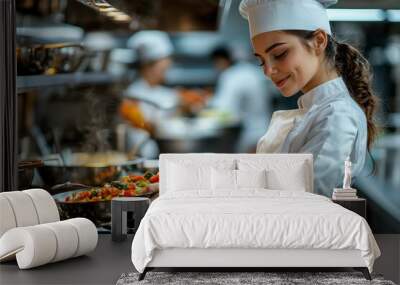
[121,30,179,132]
[120,30,179,158]
[208,46,271,153]
[120,31,207,158]
[240,0,379,196]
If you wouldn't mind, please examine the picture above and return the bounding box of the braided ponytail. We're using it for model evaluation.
[334,41,379,149]
[287,30,379,149]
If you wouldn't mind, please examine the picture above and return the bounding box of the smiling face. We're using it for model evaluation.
[252,30,326,97]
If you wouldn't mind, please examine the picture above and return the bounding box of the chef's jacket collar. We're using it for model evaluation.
[297,77,347,110]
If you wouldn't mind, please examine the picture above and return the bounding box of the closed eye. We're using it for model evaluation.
[274,50,288,60]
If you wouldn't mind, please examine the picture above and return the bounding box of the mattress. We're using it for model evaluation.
[131,190,380,273]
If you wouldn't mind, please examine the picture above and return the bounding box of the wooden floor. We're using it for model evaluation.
[0,234,134,285]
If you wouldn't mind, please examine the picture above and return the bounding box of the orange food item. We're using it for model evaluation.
[119,99,152,132]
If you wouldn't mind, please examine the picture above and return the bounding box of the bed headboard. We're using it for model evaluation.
[159,153,314,195]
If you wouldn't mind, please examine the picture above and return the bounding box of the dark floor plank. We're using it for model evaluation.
[0,234,134,285]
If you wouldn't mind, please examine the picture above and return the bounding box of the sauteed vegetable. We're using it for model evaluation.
[64,172,159,202]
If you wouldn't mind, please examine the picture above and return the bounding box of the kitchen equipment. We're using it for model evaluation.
[38,151,144,187]
[17,42,86,75]
[18,159,44,190]
[152,116,242,153]
[83,32,119,72]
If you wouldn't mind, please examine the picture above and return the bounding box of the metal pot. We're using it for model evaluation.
[38,151,144,188]
[17,42,86,75]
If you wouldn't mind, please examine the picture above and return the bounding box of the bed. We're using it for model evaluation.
[131,153,380,281]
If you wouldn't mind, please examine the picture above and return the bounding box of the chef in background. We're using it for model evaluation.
[208,45,271,152]
[120,30,206,158]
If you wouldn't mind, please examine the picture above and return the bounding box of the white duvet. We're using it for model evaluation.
[131,190,380,273]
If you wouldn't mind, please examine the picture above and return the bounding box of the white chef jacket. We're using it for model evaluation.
[257,77,368,197]
[210,62,271,152]
[257,109,306,153]
[125,78,179,123]
[123,78,179,158]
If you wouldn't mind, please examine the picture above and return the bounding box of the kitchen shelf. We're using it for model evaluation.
[17,72,124,93]
[165,67,217,86]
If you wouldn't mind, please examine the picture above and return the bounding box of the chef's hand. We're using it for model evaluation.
[178,89,209,114]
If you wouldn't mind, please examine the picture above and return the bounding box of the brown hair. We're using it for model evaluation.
[287,30,379,149]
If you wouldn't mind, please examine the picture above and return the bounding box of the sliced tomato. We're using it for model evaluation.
[149,175,159,183]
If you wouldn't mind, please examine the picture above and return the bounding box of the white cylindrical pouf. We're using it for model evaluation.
[42,221,79,263]
[23,189,60,224]
[1,192,39,227]
[65,218,98,257]
[0,196,17,238]
[0,226,57,269]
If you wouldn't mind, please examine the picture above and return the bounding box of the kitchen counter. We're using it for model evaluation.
[0,234,134,285]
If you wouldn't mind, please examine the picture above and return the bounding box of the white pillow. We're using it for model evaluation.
[236,169,267,189]
[267,166,307,191]
[166,159,235,192]
[237,159,309,191]
[211,168,267,190]
[211,168,236,190]
[167,162,211,191]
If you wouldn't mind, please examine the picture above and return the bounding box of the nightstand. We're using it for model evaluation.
[332,198,367,219]
[111,197,150,242]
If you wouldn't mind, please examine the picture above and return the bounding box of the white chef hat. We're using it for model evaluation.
[127,30,174,62]
[239,0,338,38]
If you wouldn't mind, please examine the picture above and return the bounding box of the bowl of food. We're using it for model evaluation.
[52,172,159,227]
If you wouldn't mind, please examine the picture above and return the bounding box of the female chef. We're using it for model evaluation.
[239,0,379,196]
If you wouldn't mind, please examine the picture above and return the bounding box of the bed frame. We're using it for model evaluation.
[137,154,372,281]
[138,248,371,280]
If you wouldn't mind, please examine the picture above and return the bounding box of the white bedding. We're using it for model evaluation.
[131,190,380,273]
